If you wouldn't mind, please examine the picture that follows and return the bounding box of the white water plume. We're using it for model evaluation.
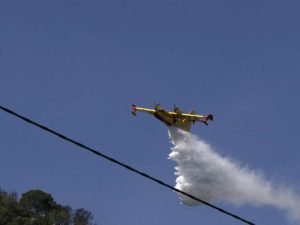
[168,127,300,223]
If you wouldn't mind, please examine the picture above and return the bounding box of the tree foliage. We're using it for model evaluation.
[0,188,96,225]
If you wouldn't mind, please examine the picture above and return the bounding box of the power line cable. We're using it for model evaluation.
[0,105,255,225]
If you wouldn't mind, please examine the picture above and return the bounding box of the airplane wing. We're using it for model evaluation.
[131,104,155,116]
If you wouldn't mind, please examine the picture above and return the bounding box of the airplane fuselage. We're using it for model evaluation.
[154,108,191,131]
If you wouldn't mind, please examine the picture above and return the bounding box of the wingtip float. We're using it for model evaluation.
[131,104,213,132]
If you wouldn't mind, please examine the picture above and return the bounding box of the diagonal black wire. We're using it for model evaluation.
[0,105,255,225]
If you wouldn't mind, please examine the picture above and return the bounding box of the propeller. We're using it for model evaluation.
[190,109,196,124]
[154,102,161,110]
[174,104,177,112]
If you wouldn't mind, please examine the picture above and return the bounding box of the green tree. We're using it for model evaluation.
[0,190,22,225]
[73,208,94,225]
[49,205,72,225]
[19,190,55,218]
[0,188,97,225]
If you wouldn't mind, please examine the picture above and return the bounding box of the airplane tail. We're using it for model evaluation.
[207,114,214,121]
[202,114,214,125]
[131,104,137,116]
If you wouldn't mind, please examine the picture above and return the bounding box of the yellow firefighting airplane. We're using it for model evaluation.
[131,104,213,132]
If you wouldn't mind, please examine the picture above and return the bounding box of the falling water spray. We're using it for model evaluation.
[168,127,300,223]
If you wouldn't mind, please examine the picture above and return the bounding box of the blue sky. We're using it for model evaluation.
[1,1,300,224]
